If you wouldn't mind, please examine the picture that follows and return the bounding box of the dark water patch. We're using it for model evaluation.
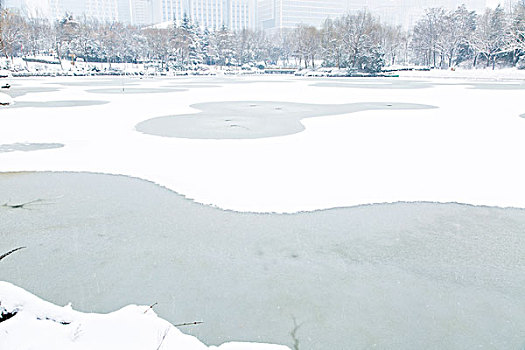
[46,80,140,87]
[8,87,61,98]
[136,101,437,139]
[311,80,433,89]
[167,78,292,85]
[87,87,186,94]
[0,143,64,153]
[168,84,221,89]
[1,172,523,349]
[467,82,525,90]
[8,100,109,109]
[431,81,525,90]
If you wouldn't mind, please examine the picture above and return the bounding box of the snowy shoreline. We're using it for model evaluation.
[0,282,289,350]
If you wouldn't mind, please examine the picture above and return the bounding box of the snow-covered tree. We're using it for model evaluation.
[508,2,525,65]
[380,24,406,66]
[411,8,447,67]
[212,25,235,67]
[0,9,26,61]
[291,24,319,68]
[321,18,344,68]
[471,5,511,69]
[438,5,477,68]
[172,14,202,67]
[143,27,171,70]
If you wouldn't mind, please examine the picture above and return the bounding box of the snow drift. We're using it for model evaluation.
[0,282,289,350]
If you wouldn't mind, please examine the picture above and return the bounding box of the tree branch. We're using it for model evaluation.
[0,246,26,262]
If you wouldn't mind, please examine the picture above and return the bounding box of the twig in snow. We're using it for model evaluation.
[2,196,62,209]
[156,327,171,350]
[144,302,158,314]
[173,321,203,327]
[0,247,26,262]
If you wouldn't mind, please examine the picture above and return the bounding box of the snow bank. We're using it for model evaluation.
[0,282,289,350]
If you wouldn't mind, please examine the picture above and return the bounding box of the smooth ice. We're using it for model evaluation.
[1,172,524,349]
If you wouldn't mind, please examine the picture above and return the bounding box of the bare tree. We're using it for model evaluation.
[0,10,26,62]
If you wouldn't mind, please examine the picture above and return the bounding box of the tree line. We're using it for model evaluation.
[0,2,524,72]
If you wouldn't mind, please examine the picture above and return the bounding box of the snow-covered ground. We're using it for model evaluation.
[0,92,13,105]
[0,74,524,212]
[0,282,289,350]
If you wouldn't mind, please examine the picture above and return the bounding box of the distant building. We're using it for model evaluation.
[119,0,155,25]
[2,0,498,29]
[43,0,120,22]
[258,0,346,30]
[155,0,256,30]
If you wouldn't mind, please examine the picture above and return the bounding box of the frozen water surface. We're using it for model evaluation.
[311,79,433,89]
[87,87,187,94]
[1,74,525,349]
[0,172,524,350]
[1,75,525,212]
[46,79,140,87]
[8,100,109,109]
[136,101,436,139]
[0,143,64,153]
[7,86,60,98]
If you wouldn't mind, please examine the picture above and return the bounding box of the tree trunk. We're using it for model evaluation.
[56,43,64,70]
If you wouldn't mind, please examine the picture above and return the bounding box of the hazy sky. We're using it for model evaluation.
[486,0,501,7]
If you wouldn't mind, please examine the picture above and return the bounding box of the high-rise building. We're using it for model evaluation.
[258,0,345,30]
[119,0,155,25]
[225,0,256,31]
[43,0,119,21]
[85,0,119,21]
[156,0,255,30]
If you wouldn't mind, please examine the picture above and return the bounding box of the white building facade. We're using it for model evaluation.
[118,0,155,25]
[155,0,255,30]
[46,0,120,21]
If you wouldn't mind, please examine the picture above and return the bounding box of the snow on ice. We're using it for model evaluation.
[0,73,525,212]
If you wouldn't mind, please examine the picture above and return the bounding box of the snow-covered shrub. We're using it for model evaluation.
[517,57,525,70]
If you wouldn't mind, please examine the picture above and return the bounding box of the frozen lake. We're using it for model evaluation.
[1,75,525,212]
[1,75,525,349]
